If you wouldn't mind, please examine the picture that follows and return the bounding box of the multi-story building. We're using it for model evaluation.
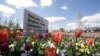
[84,27,100,32]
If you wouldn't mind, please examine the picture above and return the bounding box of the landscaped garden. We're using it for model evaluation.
[0,25,100,56]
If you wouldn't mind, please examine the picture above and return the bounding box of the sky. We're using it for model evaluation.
[0,0,100,30]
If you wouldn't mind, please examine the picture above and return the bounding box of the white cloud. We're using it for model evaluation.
[40,0,53,7]
[6,0,37,9]
[0,4,16,15]
[66,23,77,30]
[82,12,100,23]
[61,6,68,10]
[45,17,66,23]
[67,23,75,26]
[66,12,100,30]
[81,12,100,27]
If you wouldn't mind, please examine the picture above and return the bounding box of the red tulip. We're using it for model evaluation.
[9,30,14,35]
[33,33,39,40]
[51,32,62,44]
[7,29,14,35]
[0,29,9,44]
[75,29,82,38]
[45,48,56,56]
[15,35,22,41]
[16,30,23,36]
[81,32,86,37]
[87,38,94,45]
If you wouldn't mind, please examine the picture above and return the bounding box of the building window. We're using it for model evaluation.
[27,23,41,29]
[28,14,40,21]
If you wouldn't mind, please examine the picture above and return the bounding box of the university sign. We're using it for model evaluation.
[23,9,48,35]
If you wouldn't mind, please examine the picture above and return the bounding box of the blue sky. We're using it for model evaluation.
[0,0,100,30]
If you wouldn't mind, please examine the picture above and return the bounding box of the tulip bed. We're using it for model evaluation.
[0,28,100,56]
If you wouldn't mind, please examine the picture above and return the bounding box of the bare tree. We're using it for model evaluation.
[0,16,21,29]
[76,12,87,30]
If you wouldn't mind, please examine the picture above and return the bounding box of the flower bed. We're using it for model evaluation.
[0,28,100,56]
